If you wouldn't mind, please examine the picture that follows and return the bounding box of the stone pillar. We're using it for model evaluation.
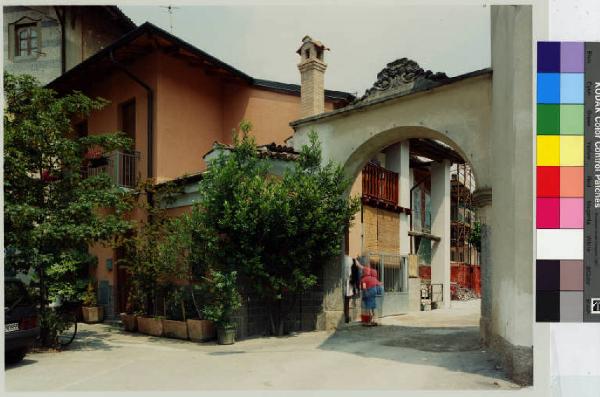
[490,5,533,385]
[473,188,492,341]
[430,160,451,308]
[316,256,344,330]
[384,141,410,255]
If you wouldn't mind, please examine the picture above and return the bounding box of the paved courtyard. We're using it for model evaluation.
[6,299,521,391]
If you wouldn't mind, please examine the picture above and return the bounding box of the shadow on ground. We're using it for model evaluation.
[318,324,508,383]
[5,358,38,370]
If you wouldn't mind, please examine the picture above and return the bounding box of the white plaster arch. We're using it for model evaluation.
[289,5,533,385]
[291,72,492,191]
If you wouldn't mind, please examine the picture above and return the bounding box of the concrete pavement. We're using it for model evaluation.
[5,299,521,391]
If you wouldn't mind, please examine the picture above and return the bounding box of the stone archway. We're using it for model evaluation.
[290,5,533,384]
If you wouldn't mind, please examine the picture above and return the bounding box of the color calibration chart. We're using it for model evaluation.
[536,42,600,322]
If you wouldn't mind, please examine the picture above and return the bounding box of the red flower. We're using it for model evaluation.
[41,169,59,182]
[85,146,103,160]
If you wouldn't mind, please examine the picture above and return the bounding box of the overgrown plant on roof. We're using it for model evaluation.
[3,72,134,346]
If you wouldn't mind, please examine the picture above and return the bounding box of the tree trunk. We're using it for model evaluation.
[189,284,203,319]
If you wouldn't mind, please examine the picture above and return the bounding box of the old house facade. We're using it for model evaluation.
[48,22,353,319]
[3,5,135,84]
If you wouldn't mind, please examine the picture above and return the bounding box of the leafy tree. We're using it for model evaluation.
[186,121,360,335]
[470,221,482,252]
[4,73,133,345]
[118,179,184,317]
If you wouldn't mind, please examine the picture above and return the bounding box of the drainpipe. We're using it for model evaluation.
[109,50,154,180]
[53,6,66,74]
[109,50,154,211]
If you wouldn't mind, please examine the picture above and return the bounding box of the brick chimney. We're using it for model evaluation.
[297,36,328,118]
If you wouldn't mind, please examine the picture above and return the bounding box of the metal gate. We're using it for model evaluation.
[366,252,409,317]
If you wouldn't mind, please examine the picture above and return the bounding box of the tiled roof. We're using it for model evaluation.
[47,22,354,105]
[204,142,299,162]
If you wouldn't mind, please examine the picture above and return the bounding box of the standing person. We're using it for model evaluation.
[355,256,381,326]
[342,255,354,323]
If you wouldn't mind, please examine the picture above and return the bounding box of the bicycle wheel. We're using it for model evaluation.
[57,312,77,347]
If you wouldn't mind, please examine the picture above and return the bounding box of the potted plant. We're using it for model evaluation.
[186,317,216,342]
[137,315,164,337]
[120,283,142,332]
[84,145,109,168]
[81,282,104,323]
[202,270,242,345]
[162,287,189,340]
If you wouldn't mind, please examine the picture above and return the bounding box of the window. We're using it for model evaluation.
[119,100,136,141]
[75,120,88,139]
[15,23,38,57]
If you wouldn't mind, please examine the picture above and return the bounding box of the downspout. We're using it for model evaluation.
[109,50,154,180]
[53,6,66,74]
[109,50,155,212]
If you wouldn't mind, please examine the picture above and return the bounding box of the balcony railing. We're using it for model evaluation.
[362,162,398,206]
[85,150,140,189]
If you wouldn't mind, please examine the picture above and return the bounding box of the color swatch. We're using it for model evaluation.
[536,42,584,322]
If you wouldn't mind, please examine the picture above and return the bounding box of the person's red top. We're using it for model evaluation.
[361,267,380,289]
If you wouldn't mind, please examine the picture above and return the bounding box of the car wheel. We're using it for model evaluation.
[5,348,28,365]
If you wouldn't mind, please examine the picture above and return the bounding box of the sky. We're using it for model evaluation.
[120,5,491,95]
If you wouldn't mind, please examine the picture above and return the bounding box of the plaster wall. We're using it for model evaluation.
[430,160,451,308]
[222,84,334,147]
[485,5,533,384]
[347,173,363,256]
[384,141,410,255]
[154,54,225,182]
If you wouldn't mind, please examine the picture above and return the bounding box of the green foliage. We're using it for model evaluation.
[82,281,97,307]
[470,221,482,252]
[39,309,72,347]
[4,73,134,344]
[182,121,360,334]
[201,270,242,327]
[118,179,185,316]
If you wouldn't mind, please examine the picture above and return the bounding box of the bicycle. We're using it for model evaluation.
[46,298,79,348]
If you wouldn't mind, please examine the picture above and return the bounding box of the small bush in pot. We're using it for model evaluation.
[120,281,143,332]
[202,270,241,345]
[81,282,104,323]
[162,286,189,340]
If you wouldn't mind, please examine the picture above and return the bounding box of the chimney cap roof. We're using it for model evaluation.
[296,35,329,54]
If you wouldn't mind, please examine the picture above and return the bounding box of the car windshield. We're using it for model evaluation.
[4,280,31,309]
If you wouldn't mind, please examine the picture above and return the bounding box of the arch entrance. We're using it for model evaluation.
[289,5,533,384]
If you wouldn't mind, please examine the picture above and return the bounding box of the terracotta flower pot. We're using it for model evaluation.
[137,317,164,337]
[120,313,137,332]
[186,319,216,342]
[163,319,188,340]
[81,306,104,323]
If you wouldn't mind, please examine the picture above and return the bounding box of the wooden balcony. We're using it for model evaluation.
[362,162,399,207]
